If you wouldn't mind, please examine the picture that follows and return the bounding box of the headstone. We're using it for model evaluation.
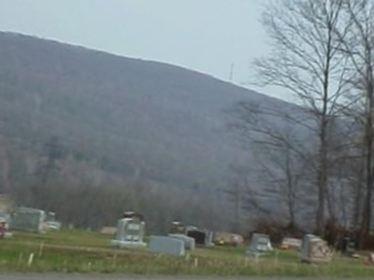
[111,216,146,248]
[169,234,195,250]
[340,237,356,257]
[44,212,62,231]
[280,237,302,250]
[100,226,117,235]
[0,212,10,224]
[169,221,186,234]
[123,211,144,220]
[300,234,332,263]
[10,207,46,233]
[365,253,374,265]
[246,233,273,256]
[0,195,12,213]
[0,217,8,238]
[214,232,244,246]
[149,236,185,256]
[0,217,12,239]
[186,227,214,247]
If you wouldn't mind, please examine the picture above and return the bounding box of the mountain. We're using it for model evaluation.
[0,32,300,192]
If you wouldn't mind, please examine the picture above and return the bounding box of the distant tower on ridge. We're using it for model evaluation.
[229,62,235,83]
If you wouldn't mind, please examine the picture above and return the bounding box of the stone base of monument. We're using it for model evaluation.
[110,239,147,248]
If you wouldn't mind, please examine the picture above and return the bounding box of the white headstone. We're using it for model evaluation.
[100,226,117,235]
[281,237,302,250]
[214,232,244,246]
[111,218,146,248]
[367,252,374,265]
[246,233,273,256]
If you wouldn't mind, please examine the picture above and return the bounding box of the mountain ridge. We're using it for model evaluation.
[0,31,297,194]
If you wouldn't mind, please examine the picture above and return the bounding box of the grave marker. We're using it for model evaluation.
[111,213,146,248]
[169,233,195,250]
[186,227,214,247]
[300,234,332,263]
[10,207,46,233]
[246,233,273,257]
[149,236,185,256]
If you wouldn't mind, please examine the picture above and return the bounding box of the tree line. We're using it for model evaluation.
[230,0,374,247]
[1,134,229,234]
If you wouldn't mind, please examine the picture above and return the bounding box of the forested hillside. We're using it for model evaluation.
[0,32,299,232]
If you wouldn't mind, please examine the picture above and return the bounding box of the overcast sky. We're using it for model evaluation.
[0,0,288,100]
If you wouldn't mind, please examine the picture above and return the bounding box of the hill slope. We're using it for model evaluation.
[0,32,295,194]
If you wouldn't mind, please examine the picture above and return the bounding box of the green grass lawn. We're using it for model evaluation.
[1,229,374,277]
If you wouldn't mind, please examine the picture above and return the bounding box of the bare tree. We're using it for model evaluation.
[254,0,350,234]
[258,142,306,229]
[229,100,312,230]
[224,166,244,232]
[336,0,374,237]
[0,135,11,194]
[228,163,273,228]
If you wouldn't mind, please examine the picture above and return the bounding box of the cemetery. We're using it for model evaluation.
[0,228,374,276]
[0,209,374,276]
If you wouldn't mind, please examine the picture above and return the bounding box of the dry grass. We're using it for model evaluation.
[0,230,374,277]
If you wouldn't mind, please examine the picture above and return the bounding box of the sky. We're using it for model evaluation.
[0,0,287,100]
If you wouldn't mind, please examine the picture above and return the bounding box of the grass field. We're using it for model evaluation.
[1,230,374,277]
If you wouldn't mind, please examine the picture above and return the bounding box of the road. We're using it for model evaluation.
[0,275,364,280]
[0,276,234,280]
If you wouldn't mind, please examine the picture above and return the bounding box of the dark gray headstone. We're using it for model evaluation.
[9,207,46,233]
